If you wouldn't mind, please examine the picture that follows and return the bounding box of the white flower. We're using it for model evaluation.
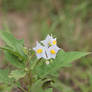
[41,34,57,47]
[33,42,46,59]
[33,35,61,61]
[46,45,60,59]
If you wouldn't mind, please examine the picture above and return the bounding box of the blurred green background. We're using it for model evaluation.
[0,0,92,92]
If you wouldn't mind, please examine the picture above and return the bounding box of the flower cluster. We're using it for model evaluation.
[33,35,60,62]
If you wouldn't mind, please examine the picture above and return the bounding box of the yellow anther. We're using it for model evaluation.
[52,40,56,45]
[37,49,43,54]
[50,49,56,54]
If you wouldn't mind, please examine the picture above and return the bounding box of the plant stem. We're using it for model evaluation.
[31,59,41,70]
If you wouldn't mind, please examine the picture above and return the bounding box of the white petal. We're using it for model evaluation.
[50,54,56,59]
[33,47,36,51]
[36,54,42,59]
[46,45,60,59]
[41,34,53,47]
[33,42,47,59]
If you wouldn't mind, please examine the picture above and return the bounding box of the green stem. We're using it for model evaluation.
[26,56,34,92]
[31,59,39,70]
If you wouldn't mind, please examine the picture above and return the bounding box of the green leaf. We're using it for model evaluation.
[9,70,26,81]
[3,85,14,92]
[0,31,27,61]
[33,51,89,78]
[31,79,44,92]
[51,78,74,92]
[0,31,17,48]
[4,51,25,69]
[0,84,14,92]
[0,46,23,60]
[18,39,24,46]
[0,69,13,84]
[45,88,53,92]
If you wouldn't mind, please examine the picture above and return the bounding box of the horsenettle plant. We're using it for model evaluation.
[0,31,89,92]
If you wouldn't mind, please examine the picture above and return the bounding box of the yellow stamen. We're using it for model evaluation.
[37,49,43,54]
[50,49,56,54]
[52,40,56,45]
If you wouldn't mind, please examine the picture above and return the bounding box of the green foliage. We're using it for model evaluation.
[0,30,27,61]
[4,50,25,69]
[51,78,74,92]
[45,88,53,92]
[0,31,89,92]
[0,69,13,84]
[31,79,44,92]
[9,70,26,81]
[33,51,89,78]
[0,84,14,92]
[0,0,92,92]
